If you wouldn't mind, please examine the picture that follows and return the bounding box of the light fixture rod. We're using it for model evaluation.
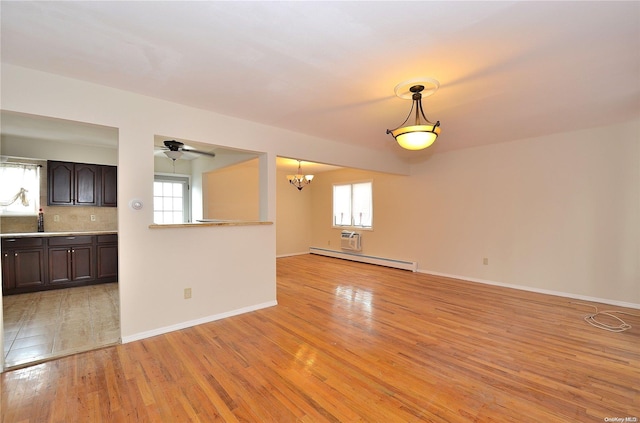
[387,85,437,132]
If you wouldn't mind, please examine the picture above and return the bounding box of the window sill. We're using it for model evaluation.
[332,226,373,231]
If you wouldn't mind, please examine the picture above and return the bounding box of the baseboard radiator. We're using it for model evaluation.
[309,247,417,272]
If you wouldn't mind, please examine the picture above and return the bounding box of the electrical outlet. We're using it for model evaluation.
[90,215,96,222]
[328,240,331,246]
[483,258,489,265]
[54,215,60,222]
[184,288,192,299]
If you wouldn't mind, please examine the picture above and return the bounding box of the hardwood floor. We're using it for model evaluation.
[2,254,639,422]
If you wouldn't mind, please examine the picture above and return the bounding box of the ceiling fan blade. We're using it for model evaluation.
[183,148,216,158]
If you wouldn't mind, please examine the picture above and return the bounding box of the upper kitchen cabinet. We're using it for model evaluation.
[48,161,98,206]
[48,160,117,207]
[100,165,118,207]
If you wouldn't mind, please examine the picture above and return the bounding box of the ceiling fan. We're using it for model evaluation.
[161,140,216,160]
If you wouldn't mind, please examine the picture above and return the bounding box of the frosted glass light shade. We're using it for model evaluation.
[390,124,440,150]
[165,150,183,160]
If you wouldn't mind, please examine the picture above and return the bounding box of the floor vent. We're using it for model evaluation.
[309,247,417,272]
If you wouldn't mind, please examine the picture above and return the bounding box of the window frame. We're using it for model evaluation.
[332,180,373,230]
[153,173,191,224]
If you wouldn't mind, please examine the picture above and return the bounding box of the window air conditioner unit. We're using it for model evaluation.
[340,231,362,251]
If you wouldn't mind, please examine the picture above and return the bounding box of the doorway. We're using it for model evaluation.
[1,111,121,370]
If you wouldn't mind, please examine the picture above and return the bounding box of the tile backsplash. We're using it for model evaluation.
[1,159,118,234]
[1,206,118,233]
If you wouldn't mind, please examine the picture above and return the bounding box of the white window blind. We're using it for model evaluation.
[333,184,352,226]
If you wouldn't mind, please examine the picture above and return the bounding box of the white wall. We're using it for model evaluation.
[0,64,407,358]
[276,168,313,256]
[307,119,640,306]
[410,120,639,305]
[204,159,260,220]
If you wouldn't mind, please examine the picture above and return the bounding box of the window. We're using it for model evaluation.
[153,175,190,224]
[0,163,40,216]
[333,181,372,228]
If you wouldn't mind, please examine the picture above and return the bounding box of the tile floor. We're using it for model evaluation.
[3,283,120,369]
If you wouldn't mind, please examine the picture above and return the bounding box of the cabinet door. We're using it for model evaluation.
[48,245,95,284]
[75,164,99,206]
[2,251,16,291]
[2,238,46,294]
[49,247,72,284]
[48,161,74,206]
[14,249,46,289]
[101,165,117,207]
[71,245,95,281]
[97,244,118,280]
[3,250,46,292]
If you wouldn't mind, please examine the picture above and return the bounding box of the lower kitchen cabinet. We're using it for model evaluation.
[48,236,95,285]
[1,233,117,295]
[97,234,118,280]
[1,237,47,292]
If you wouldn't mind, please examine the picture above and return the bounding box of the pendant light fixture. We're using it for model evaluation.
[386,78,441,150]
[287,160,314,191]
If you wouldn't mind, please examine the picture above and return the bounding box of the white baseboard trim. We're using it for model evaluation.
[276,251,309,258]
[418,269,640,310]
[309,247,417,272]
[121,300,278,344]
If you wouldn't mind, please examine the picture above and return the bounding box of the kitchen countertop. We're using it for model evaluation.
[1,231,118,238]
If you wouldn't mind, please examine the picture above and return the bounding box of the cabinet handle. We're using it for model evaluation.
[15,253,18,257]
[72,249,75,253]
[6,239,16,242]
[66,237,76,240]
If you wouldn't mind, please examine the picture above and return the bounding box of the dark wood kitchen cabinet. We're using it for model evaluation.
[47,161,117,207]
[100,165,118,207]
[48,235,95,285]
[48,161,99,206]
[1,237,46,292]
[2,234,118,295]
[96,234,118,281]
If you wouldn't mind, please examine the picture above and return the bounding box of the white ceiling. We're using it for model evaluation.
[1,1,639,163]
[0,111,118,148]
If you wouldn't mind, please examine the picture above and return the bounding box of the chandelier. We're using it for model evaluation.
[386,78,441,150]
[287,160,314,191]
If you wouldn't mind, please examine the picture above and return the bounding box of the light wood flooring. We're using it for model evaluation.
[2,255,639,422]
[3,283,120,369]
